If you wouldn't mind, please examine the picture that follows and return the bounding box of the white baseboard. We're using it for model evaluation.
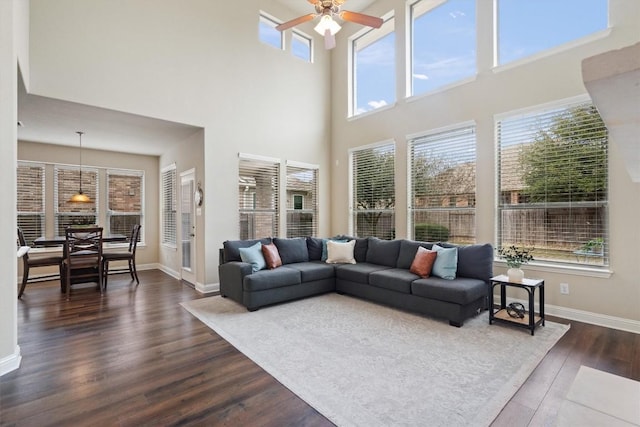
[155,264,180,279]
[0,346,21,377]
[501,295,640,335]
[196,282,219,294]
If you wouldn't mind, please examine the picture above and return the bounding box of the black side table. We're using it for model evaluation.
[489,274,545,335]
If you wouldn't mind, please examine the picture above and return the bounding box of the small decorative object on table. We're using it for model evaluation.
[498,245,534,283]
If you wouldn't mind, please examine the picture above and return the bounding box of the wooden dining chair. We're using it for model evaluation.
[17,227,64,299]
[62,227,104,299]
[102,224,141,290]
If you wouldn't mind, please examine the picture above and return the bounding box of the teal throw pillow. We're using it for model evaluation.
[431,244,458,280]
[321,238,348,261]
[239,242,266,273]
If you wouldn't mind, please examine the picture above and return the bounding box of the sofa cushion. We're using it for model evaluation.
[432,244,458,280]
[369,268,418,294]
[243,267,301,292]
[306,237,324,261]
[223,238,271,262]
[335,263,392,284]
[274,237,309,265]
[261,243,282,269]
[282,261,336,282]
[239,242,266,273]
[438,242,494,282]
[411,277,487,305]
[397,239,434,269]
[326,240,356,264]
[409,247,437,278]
[365,238,401,267]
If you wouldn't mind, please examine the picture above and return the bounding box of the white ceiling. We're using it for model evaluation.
[17,0,377,156]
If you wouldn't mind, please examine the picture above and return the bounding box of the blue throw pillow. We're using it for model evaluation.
[239,242,266,272]
[431,244,458,280]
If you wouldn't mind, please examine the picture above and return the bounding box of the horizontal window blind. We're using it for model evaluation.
[497,101,608,266]
[54,165,98,235]
[17,162,45,246]
[239,157,279,239]
[286,164,318,238]
[108,170,144,241]
[351,142,395,239]
[161,165,177,247]
[409,125,476,244]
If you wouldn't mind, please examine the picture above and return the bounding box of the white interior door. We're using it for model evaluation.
[180,169,196,285]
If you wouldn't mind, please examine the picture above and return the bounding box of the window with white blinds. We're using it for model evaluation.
[286,163,318,238]
[54,165,98,235]
[409,125,476,244]
[239,156,280,239]
[17,162,45,246]
[350,142,395,239]
[161,165,177,247]
[107,170,144,241]
[497,99,608,266]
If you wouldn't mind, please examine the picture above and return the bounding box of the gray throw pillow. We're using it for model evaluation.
[365,237,401,267]
[273,237,310,265]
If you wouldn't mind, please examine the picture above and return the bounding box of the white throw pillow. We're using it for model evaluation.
[325,240,356,264]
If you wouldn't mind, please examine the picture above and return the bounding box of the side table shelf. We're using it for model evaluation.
[489,274,545,335]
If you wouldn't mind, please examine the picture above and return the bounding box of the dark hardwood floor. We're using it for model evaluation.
[1,270,638,426]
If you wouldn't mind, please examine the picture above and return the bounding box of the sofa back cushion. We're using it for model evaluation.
[365,237,401,267]
[273,237,310,265]
[396,239,434,269]
[306,237,324,261]
[438,242,494,282]
[334,235,369,262]
[223,238,271,263]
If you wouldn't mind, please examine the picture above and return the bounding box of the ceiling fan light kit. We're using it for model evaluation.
[276,0,383,50]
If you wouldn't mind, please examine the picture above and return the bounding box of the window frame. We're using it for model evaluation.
[54,164,99,235]
[106,169,145,244]
[259,11,285,50]
[349,140,396,239]
[286,161,318,238]
[17,162,46,246]
[161,164,177,248]
[495,96,609,269]
[238,153,280,240]
[291,29,313,62]
[408,122,477,244]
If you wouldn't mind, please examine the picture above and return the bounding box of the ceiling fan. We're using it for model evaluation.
[276,0,383,50]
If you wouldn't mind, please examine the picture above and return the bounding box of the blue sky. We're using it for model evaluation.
[355,0,608,115]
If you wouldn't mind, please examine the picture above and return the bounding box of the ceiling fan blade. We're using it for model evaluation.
[324,29,336,50]
[307,0,320,4]
[276,13,316,31]
[339,10,383,29]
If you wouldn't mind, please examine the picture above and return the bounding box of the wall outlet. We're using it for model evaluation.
[560,283,570,295]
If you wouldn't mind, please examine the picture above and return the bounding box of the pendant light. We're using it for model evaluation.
[68,131,92,203]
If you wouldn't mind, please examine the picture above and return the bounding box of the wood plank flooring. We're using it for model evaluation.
[1,270,638,426]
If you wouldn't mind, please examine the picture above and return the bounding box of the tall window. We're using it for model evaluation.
[17,162,45,245]
[54,166,98,234]
[497,99,608,266]
[350,142,395,239]
[410,0,476,97]
[259,12,284,50]
[409,124,476,244]
[496,0,608,65]
[351,15,395,116]
[286,162,318,237]
[238,155,279,239]
[107,170,144,240]
[292,30,312,62]
[161,165,177,247]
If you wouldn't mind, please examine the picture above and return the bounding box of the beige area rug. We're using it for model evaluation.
[181,293,569,427]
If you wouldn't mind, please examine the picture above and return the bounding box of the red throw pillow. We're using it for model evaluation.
[261,243,282,269]
[409,246,437,278]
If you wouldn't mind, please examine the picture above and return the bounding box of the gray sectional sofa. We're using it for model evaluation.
[219,236,494,327]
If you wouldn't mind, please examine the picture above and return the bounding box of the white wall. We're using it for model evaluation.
[330,0,640,324]
[27,0,333,286]
[0,0,21,376]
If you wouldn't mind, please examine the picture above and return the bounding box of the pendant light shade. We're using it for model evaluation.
[69,131,92,203]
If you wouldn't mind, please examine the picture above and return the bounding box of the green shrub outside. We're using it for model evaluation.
[414,223,450,242]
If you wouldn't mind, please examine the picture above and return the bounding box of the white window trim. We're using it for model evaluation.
[161,163,177,249]
[106,168,145,246]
